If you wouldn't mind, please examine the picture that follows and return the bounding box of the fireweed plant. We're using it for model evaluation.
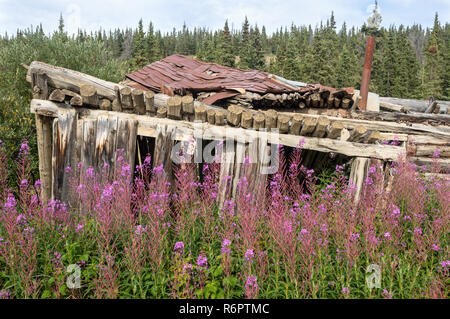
[0,139,448,299]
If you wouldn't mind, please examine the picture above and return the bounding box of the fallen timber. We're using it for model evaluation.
[26,61,450,204]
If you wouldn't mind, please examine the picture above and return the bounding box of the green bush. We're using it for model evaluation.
[0,29,129,185]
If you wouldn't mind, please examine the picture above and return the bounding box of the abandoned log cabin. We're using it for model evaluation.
[25,55,450,206]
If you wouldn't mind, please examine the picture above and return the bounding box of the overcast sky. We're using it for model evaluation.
[0,0,448,36]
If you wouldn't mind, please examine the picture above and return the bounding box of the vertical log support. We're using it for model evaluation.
[349,157,370,202]
[35,114,53,201]
[359,36,375,110]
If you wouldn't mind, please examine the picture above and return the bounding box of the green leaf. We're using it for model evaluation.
[41,290,52,299]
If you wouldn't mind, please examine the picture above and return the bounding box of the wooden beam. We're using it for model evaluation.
[30,99,408,161]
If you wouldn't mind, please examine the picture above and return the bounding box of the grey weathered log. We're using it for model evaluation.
[253,112,265,130]
[49,89,65,102]
[195,104,207,122]
[35,114,53,201]
[31,70,49,99]
[312,116,330,137]
[132,89,145,115]
[310,92,320,107]
[227,105,243,126]
[379,96,450,113]
[120,87,133,110]
[348,125,368,142]
[70,94,83,107]
[350,157,370,202]
[215,110,226,126]
[167,96,182,119]
[207,109,216,125]
[379,101,408,113]
[241,111,253,129]
[334,97,341,108]
[156,106,167,118]
[181,95,195,114]
[300,117,317,136]
[277,114,291,134]
[326,121,344,139]
[290,114,303,135]
[80,84,99,106]
[112,86,122,112]
[414,145,450,157]
[61,89,78,97]
[144,90,155,114]
[265,109,278,129]
[341,98,352,109]
[99,99,112,111]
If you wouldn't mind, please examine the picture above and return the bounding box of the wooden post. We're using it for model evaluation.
[215,110,225,126]
[241,111,253,129]
[349,157,370,202]
[300,117,317,136]
[195,104,207,122]
[153,125,174,182]
[253,112,265,130]
[207,109,216,125]
[31,70,49,99]
[157,106,167,118]
[167,96,182,120]
[227,105,242,127]
[181,95,195,114]
[145,90,155,114]
[120,87,133,111]
[277,114,291,134]
[326,121,344,139]
[112,86,122,112]
[312,116,330,137]
[265,109,277,129]
[35,114,53,201]
[132,89,146,115]
[290,114,303,135]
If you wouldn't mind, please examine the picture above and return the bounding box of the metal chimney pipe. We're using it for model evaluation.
[359,36,375,110]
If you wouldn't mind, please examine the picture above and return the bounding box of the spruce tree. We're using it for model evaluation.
[216,20,235,67]
[422,13,443,99]
[132,19,147,68]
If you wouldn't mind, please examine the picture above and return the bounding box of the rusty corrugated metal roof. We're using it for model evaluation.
[126,54,301,95]
[125,54,354,103]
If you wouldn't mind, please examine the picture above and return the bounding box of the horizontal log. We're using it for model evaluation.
[409,156,450,170]
[354,110,450,125]
[30,99,407,161]
[414,145,450,157]
[379,96,450,113]
[380,101,409,113]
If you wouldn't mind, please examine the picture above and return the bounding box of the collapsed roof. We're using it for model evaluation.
[125,54,354,107]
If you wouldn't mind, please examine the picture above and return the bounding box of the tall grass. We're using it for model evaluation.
[0,140,448,299]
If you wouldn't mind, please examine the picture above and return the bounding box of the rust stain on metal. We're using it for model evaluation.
[126,54,355,104]
[126,54,297,95]
[359,36,375,110]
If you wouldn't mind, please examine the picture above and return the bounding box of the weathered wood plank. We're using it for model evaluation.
[51,109,77,201]
[31,100,410,161]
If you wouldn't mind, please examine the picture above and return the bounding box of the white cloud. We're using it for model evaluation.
[0,0,448,36]
[65,3,81,34]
